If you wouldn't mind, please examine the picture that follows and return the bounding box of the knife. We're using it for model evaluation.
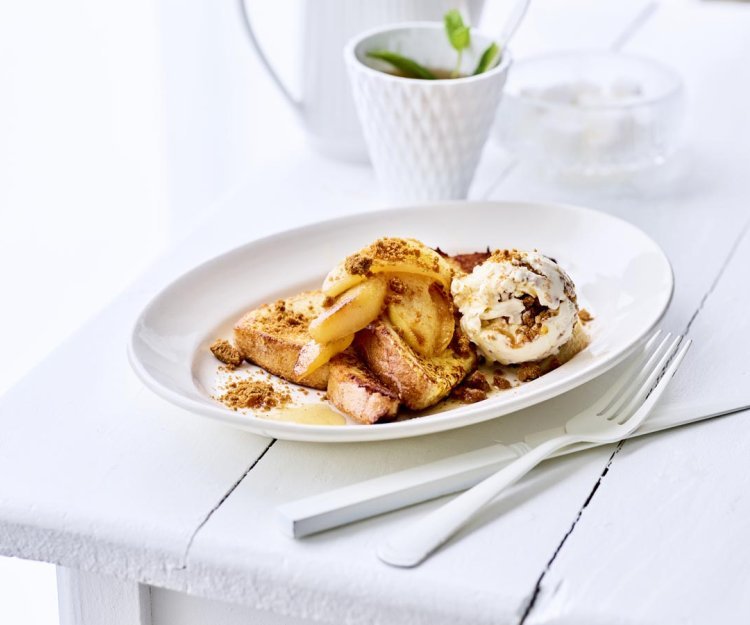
[277,400,749,538]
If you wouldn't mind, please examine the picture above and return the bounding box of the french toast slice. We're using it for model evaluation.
[356,320,477,411]
[327,352,399,424]
[233,290,329,390]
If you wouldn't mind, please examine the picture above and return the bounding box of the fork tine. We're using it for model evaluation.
[600,332,674,417]
[608,335,684,423]
[593,331,662,413]
[595,331,668,414]
[612,338,692,430]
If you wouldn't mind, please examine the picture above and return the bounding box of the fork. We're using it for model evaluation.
[378,332,691,568]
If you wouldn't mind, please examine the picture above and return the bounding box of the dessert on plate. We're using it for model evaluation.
[210,238,590,425]
[452,249,580,365]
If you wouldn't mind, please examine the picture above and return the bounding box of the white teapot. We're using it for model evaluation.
[239,0,485,162]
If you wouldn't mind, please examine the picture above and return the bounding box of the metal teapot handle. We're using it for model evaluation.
[238,0,301,113]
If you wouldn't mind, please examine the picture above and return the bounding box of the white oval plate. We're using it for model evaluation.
[128,201,673,443]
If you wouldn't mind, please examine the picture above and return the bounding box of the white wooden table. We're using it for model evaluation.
[2,2,750,624]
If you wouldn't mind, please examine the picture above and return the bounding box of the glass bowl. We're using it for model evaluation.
[494,51,685,177]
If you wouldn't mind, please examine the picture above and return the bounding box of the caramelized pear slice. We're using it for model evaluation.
[386,275,455,357]
[293,334,354,378]
[309,277,387,343]
[429,282,456,354]
[322,238,454,297]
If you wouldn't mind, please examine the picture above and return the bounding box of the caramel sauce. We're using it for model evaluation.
[265,403,347,426]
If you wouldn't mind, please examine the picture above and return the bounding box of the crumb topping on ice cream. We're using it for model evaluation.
[451,249,578,365]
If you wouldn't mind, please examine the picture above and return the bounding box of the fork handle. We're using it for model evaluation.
[378,434,577,568]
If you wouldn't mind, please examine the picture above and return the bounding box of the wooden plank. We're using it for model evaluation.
[517,5,750,623]
[528,402,750,622]
[0,313,270,579]
[526,192,750,624]
[184,441,616,625]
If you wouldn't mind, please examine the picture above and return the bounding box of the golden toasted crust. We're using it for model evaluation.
[356,320,477,410]
[327,352,399,424]
[233,291,329,390]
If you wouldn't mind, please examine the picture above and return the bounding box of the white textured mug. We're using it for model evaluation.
[345,23,512,201]
[239,0,485,162]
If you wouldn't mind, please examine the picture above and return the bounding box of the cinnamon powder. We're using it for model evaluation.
[216,378,291,411]
[210,339,243,368]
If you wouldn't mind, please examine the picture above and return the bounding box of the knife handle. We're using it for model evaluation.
[276,442,527,538]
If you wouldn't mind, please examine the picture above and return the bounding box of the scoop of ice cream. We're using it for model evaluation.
[451,250,578,365]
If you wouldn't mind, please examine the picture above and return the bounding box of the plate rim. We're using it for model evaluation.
[128,200,674,443]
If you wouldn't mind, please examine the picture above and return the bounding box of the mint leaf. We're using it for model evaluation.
[444,10,470,52]
[366,50,437,80]
[473,42,502,75]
